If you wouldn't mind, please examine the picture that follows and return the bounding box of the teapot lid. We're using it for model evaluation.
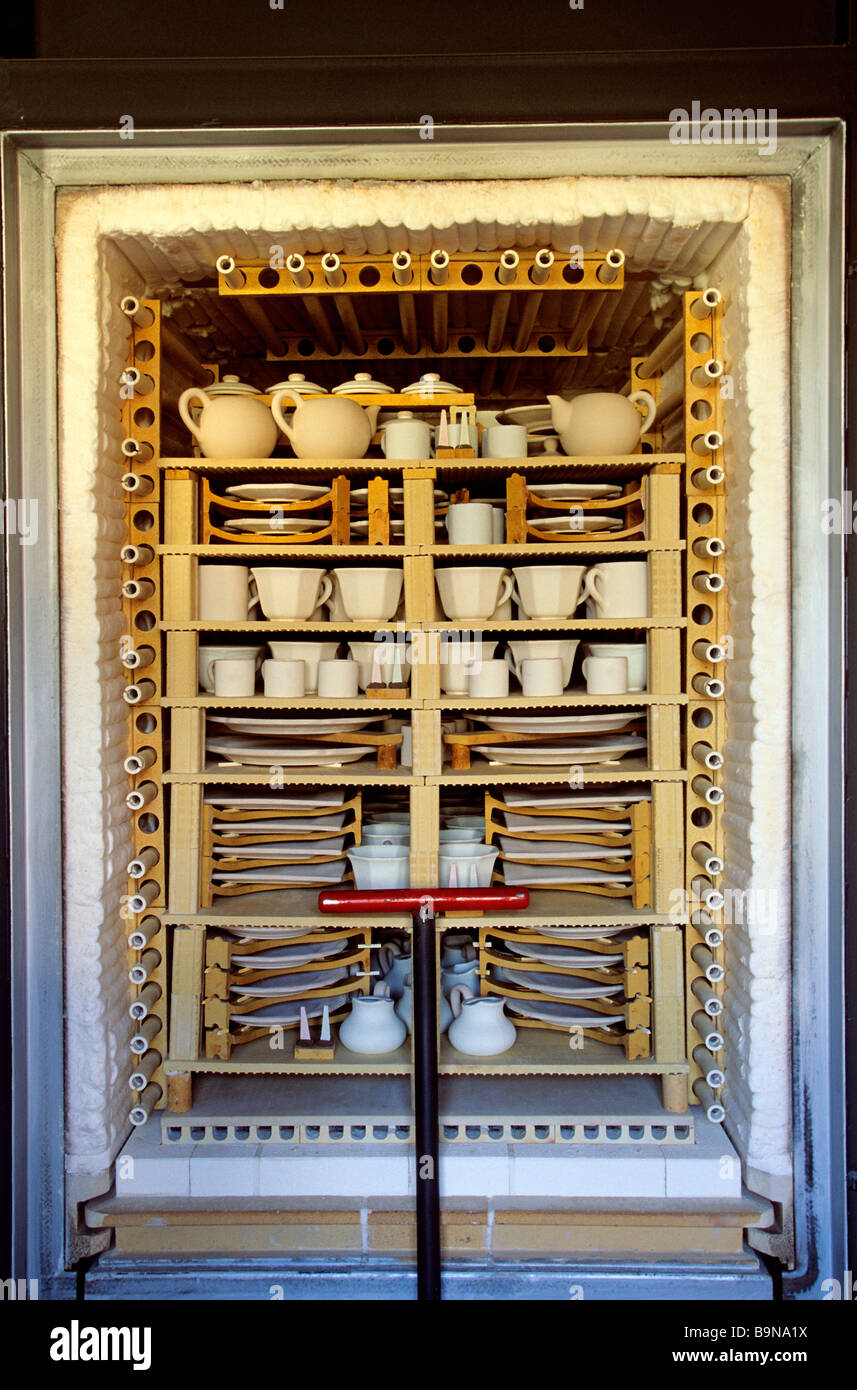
[205,373,262,397]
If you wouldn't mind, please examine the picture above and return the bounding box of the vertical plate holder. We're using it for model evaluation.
[121,297,168,1111]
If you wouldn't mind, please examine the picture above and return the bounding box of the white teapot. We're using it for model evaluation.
[547,390,657,456]
[178,376,279,458]
[271,387,379,459]
[447,988,517,1056]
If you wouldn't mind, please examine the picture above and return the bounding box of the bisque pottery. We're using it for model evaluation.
[447,988,517,1056]
[179,376,279,459]
[440,960,480,998]
[271,387,380,460]
[396,976,453,1035]
[547,390,657,456]
[377,942,412,999]
[338,991,408,1055]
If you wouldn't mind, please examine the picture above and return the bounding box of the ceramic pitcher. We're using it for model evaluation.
[447,988,517,1056]
[395,976,453,1035]
[377,943,412,1000]
[338,990,408,1055]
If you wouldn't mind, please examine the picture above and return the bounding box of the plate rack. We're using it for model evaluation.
[116,267,727,1122]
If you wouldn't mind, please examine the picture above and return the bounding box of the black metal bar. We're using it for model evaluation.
[413,901,441,1301]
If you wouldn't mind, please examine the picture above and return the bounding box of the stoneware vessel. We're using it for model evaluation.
[377,943,412,999]
[547,390,657,456]
[271,387,379,459]
[179,377,279,459]
[447,988,517,1056]
[338,990,408,1055]
[395,976,453,1035]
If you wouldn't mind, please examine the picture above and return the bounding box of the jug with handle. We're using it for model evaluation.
[271,388,379,460]
[447,987,517,1056]
[338,987,408,1055]
[178,377,279,459]
[377,942,412,1000]
[547,390,657,456]
[395,975,453,1035]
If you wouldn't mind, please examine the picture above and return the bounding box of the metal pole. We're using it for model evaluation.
[413,900,441,1300]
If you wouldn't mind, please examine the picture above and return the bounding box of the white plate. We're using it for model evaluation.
[206,738,376,767]
[221,517,330,534]
[498,837,631,862]
[213,814,347,833]
[205,790,345,809]
[233,993,349,1027]
[493,965,623,999]
[536,925,635,941]
[231,966,351,997]
[502,941,623,967]
[499,862,632,886]
[504,997,624,1028]
[502,813,631,832]
[224,482,330,502]
[212,861,348,885]
[481,713,643,736]
[527,515,623,534]
[213,837,347,859]
[527,481,623,501]
[221,925,332,941]
[501,789,652,809]
[231,940,351,967]
[473,735,646,767]
[211,716,380,737]
[495,404,554,429]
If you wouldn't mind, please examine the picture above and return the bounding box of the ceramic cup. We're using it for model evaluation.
[251,566,332,620]
[467,659,510,698]
[445,502,495,545]
[438,639,498,694]
[482,424,527,458]
[267,640,340,693]
[491,507,506,543]
[262,659,305,697]
[436,567,513,621]
[505,639,579,689]
[332,567,403,621]
[317,658,359,698]
[583,641,647,691]
[521,657,564,697]
[209,657,257,697]
[198,644,263,693]
[382,412,432,460]
[582,655,629,694]
[512,564,589,620]
[581,560,648,619]
[198,564,259,621]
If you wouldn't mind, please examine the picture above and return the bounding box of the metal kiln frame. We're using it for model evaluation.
[0,119,846,1300]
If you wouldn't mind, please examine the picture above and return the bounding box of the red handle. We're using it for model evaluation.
[318,888,530,913]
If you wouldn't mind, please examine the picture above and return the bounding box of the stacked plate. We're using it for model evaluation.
[206,787,356,892]
[206,714,384,769]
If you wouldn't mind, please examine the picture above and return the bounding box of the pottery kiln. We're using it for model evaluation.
[8,130,842,1295]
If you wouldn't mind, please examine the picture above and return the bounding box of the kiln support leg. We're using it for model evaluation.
[413,901,441,1301]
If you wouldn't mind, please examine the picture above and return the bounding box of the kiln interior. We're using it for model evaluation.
[56,177,791,1264]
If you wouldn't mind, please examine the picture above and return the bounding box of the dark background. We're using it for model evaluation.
[0,0,854,1293]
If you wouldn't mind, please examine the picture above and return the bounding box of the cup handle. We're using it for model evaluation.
[270,388,302,444]
[317,575,334,608]
[449,983,474,1019]
[580,566,604,608]
[461,943,477,962]
[495,572,513,610]
[504,647,521,680]
[628,390,657,436]
[255,650,265,672]
[178,387,208,442]
[581,658,591,680]
[247,577,260,613]
[207,660,218,689]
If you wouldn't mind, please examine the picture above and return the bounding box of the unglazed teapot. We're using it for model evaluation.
[271,387,380,459]
[178,376,279,458]
[547,390,657,456]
